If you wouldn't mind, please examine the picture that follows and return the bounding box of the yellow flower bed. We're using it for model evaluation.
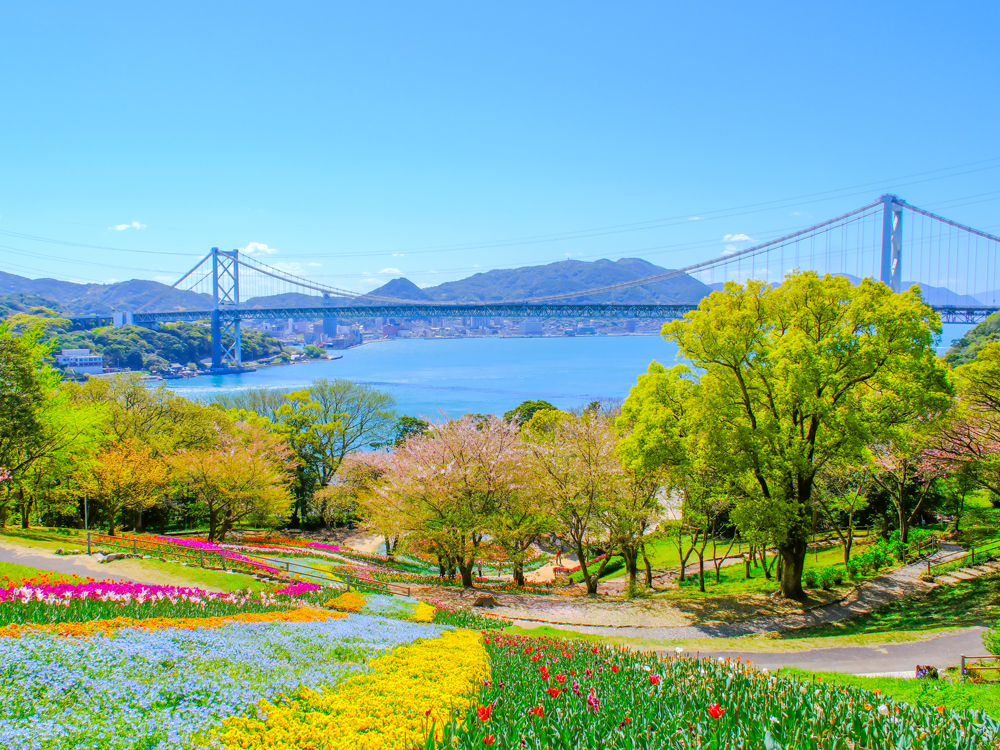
[410,601,436,622]
[324,590,366,612]
[0,607,345,638]
[209,629,488,750]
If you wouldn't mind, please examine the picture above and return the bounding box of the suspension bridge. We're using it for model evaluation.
[90,194,1000,370]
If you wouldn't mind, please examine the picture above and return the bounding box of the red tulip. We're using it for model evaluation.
[529,705,544,718]
[649,674,662,686]
[483,735,495,746]
[538,666,550,680]
[610,665,620,673]
[477,704,493,722]
[555,674,567,684]
[708,703,726,720]
[547,687,562,698]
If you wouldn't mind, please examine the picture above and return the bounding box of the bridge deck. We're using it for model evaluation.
[68,302,998,326]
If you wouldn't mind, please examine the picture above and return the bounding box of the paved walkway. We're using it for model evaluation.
[691,627,987,675]
[0,543,138,582]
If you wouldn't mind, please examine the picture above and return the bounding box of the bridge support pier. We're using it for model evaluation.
[880,194,903,293]
[209,247,243,370]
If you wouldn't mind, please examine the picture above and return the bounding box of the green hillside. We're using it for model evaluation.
[944,311,1000,365]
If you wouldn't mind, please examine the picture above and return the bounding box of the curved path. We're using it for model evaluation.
[689,627,987,675]
[0,543,139,583]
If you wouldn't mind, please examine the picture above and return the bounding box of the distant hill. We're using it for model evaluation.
[2,259,986,319]
[0,271,213,315]
[708,274,982,307]
[366,258,712,304]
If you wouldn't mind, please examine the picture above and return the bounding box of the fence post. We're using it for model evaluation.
[133,539,138,555]
[926,559,931,576]
[199,550,204,568]
[87,532,91,556]
[961,655,966,683]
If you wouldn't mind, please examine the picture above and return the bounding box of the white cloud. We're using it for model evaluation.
[688,216,704,221]
[473,264,481,268]
[108,221,145,231]
[723,233,754,243]
[392,253,405,257]
[722,245,738,256]
[359,278,383,286]
[153,275,174,283]
[132,221,145,229]
[274,262,304,274]
[241,242,278,256]
[104,277,120,284]
[307,262,322,267]
[378,267,401,274]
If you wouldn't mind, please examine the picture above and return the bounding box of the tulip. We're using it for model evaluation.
[708,703,725,720]
[649,674,662,686]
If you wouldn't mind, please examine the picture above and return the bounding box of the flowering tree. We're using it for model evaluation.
[525,412,621,594]
[392,416,524,588]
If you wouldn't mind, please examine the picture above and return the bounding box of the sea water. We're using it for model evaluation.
[162,323,974,418]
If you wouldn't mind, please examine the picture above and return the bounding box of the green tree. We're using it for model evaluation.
[267,379,396,523]
[639,272,950,598]
[504,399,557,425]
[393,415,430,446]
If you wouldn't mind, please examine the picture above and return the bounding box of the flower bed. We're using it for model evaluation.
[426,635,1000,750]
[208,629,488,750]
[0,612,449,749]
[0,580,288,626]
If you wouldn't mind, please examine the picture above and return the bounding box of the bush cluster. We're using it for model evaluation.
[803,565,846,590]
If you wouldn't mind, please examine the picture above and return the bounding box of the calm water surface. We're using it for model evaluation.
[163,324,974,418]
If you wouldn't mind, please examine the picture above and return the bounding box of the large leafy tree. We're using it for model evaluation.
[168,423,295,541]
[76,440,169,536]
[0,322,103,528]
[635,271,950,598]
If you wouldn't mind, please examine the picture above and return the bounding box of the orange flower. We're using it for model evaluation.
[937,705,946,714]
[0,607,344,639]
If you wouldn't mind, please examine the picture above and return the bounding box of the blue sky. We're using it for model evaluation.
[1,2,998,293]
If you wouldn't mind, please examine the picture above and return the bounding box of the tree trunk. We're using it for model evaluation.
[384,535,394,561]
[18,488,29,529]
[777,539,807,599]
[759,547,770,580]
[623,546,639,588]
[697,550,705,593]
[513,562,525,587]
[642,543,653,588]
[898,497,909,544]
[459,560,475,588]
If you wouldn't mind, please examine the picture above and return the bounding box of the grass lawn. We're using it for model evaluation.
[778,667,1000,717]
[0,526,89,552]
[0,561,90,586]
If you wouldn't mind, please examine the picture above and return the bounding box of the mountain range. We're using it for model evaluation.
[0,259,991,317]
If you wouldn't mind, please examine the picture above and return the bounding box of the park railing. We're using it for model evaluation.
[926,538,1000,577]
[961,654,1000,683]
[88,532,409,597]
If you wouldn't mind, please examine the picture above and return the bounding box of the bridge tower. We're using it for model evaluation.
[880,194,904,293]
[209,247,242,370]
